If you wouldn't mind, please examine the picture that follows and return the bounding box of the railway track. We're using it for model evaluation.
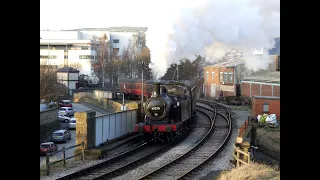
[133,102,231,180]
[57,100,230,180]
[56,122,192,180]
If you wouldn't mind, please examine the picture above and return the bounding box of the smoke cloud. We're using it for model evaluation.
[146,0,280,80]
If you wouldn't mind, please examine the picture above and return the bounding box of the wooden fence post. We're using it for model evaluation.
[236,148,240,167]
[82,141,85,161]
[46,153,50,175]
[241,141,250,164]
[62,147,66,167]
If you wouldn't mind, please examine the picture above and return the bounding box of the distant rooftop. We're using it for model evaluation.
[40,39,96,45]
[68,26,148,32]
[241,71,280,84]
[57,67,80,73]
[206,59,245,68]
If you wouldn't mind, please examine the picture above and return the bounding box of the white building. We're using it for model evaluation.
[40,27,147,76]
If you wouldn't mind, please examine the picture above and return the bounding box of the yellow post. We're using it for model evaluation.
[241,141,250,164]
[236,147,240,167]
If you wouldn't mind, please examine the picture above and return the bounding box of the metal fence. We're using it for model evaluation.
[95,110,137,146]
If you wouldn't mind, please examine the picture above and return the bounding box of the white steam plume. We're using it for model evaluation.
[146,0,280,80]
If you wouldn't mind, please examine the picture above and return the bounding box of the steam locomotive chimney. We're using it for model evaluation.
[154,82,160,97]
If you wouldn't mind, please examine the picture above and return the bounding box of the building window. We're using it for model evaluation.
[40,55,57,59]
[206,72,209,81]
[220,72,223,82]
[211,72,215,81]
[229,72,233,84]
[223,72,228,83]
[113,39,119,43]
[81,46,89,50]
[79,55,94,59]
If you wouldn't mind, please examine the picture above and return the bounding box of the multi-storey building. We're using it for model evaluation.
[40,27,147,76]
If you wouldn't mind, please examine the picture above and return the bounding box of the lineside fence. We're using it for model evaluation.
[41,141,85,176]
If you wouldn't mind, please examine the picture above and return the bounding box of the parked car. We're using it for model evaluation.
[40,142,58,156]
[58,107,76,117]
[59,100,72,108]
[58,114,71,123]
[68,118,76,129]
[51,130,71,143]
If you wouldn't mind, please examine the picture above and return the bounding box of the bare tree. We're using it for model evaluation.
[40,60,66,101]
[137,46,151,79]
[91,33,111,87]
[119,33,147,79]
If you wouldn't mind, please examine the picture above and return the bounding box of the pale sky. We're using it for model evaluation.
[40,0,202,30]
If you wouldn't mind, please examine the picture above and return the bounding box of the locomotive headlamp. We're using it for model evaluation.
[177,102,180,106]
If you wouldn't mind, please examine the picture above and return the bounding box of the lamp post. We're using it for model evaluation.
[117,92,125,111]
[138,61,148,115]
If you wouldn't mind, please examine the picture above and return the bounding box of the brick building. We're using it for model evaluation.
[252,96,280,120]
[241,71,280,98]
[203,59,245,98]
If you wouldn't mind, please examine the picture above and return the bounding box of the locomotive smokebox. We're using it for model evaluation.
[154,82,161,97]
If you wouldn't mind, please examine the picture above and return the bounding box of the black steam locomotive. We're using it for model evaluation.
[134,80,197,143]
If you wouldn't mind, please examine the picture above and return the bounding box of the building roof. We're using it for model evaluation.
[40,39,96,45]
[206,59,245,68]
[253,96,280,100]
[241,71,280,84]
[68,26,148,32]
[57,67,80,73]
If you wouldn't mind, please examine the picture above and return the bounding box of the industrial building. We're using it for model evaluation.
[40,27,147,76]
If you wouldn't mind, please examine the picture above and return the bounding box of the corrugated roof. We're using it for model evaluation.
[206,59,245,68]
[242,71,280,83]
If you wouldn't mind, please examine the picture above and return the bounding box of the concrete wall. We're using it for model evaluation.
[40,108,59,142]
[73,92,94,102]
[252,96,280,120]
[40,108,58,124]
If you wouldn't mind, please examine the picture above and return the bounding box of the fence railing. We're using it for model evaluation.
[238,117,250,137]
[233,144,251,167]
[42,141,85,176]
[233,116,254,167]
